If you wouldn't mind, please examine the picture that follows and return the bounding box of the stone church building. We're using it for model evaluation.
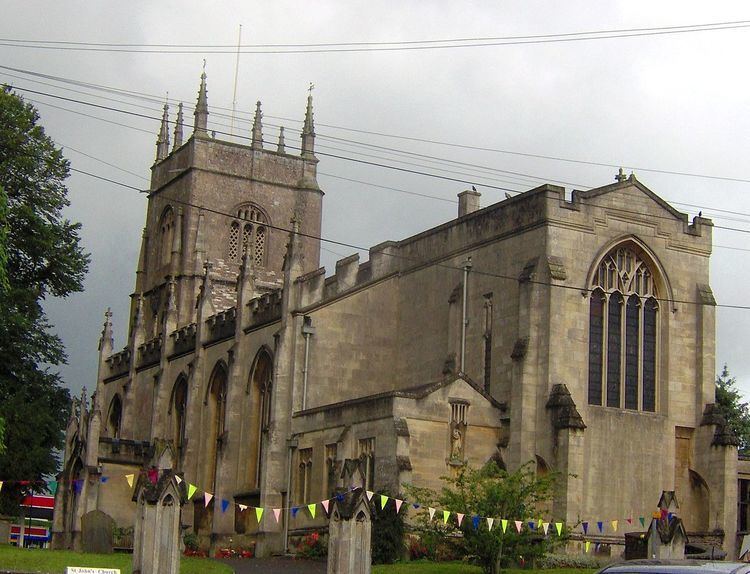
[53,72,739,556]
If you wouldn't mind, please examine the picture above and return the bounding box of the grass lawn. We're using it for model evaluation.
[373,562,597,574]
[0,545,232,574]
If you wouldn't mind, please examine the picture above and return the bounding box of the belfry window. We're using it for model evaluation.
[587,246,659,411]
[227,204,268,267]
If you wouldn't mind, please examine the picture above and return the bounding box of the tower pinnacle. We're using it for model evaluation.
[173,102,184,150]
[277,126,286,153]
[301,86,315,158]
[251,101,263,149]
[156,103,170,161]
[194,67,209,137]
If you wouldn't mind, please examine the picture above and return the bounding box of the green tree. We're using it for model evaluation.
[716,364,750,452]
[407,462,558,574]
[0,86,89,513]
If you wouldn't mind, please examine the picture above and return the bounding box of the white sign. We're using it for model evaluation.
[65,568,120,574]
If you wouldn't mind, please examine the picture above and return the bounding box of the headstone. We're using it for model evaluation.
[327,490,371,574]
[81,510,115,554]
[131,443,186,574]
[646,490,687,559]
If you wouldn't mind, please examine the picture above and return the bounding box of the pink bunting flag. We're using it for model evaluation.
[204,493,213,508]
[456,513,464,527]
[273,508,281,523]
[366,490,374,501]
[428,507,436,521]
[487,517,494,530]
[395,499,403,513]
[514,520,522,533]
[321,500,330,513]
[238,504,248,512]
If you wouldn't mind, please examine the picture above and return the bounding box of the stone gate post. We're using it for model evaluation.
[327,491,372,574]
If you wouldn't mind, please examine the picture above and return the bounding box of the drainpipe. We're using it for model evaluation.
[301,316,315,410]
[283,437,298,554]
[460,257,472,373]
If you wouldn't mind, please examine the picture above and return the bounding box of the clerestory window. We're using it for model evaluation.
[588,246,658,412]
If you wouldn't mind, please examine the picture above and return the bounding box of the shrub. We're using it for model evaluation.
[183,532,199,552]
[296,531,327,559]
[370,491,405,564]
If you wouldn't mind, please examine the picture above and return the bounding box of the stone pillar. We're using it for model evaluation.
[327,491,372,574]
[131,470,186,574]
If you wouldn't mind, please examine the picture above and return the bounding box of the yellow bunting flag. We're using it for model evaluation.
[442,510,450,524]
[255,507,264,523]
[0,481,3,493]
[125,474,134,488]
[308,503,316,518]
[187,484,197,500]
[204,493,213,508]
[555,522,563,536]
[501,519,508,533]
[428,507,436,520]
[585,541,591,553]
[611,520,618,532]
[380,494,388,510]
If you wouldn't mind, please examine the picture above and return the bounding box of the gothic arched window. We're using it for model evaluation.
[227,204,268,267]
[204,363,228,491]
[158,206,174,267]
[248,348,273,488]
[171,377,188,460]
[107,395,122,439]
[587,245,659,412]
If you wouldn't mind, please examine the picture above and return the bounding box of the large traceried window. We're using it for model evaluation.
[158,206,175,267]
[588,245,659,412]
[227,204,268,267]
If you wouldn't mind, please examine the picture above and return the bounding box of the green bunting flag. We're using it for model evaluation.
[380,494,388,510]
[443,510,450,524]
[48,481,58,495]
[639,516,645,527]
[187,484,197,500]
[585,541,591,553]
[308,503,316,518]
[256,507,264,523]
[555,522,563,536]
[501,519,508,533]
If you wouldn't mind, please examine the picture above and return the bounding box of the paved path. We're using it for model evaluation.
[217,557,327,573]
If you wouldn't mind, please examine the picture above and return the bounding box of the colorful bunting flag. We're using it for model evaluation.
[585,541,591,553]
[611,520,618,532]
[626,516,632,525]
[380,495,388,510]
[472,515,480,529]
[273,508,281,523]
[582,521,589,534]
[308,503,316,518]
[187,484,197,500]
[442,510,450,524]
[660,509,668,520]
[639,517,645,528]
[365,490,374,501]
[555,522,563,536]
[412,503,420,509]
[238,504,248,512]
[514,520,522,533]
[48,481,58,494]
[487,517,494,530]
[0,482,3,493]
[175,476,183,484]
[321,500,330,514]
[204,493,213,508]
[256,507,264,523]
[456,513,464,527]
[291,507,299,518]
[596,521,603,533]
[336,493,345,502]
[501,519,508,533]
[428,507,436,521]
[542,522,549,536]
[221,499,229,513]
[125,474,134,488]
[148,468,158,485]
[527,521,535,530]
[395,499,403,514]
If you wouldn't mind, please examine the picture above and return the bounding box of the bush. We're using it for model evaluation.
[183,532,199,551]
[371,491,405,564]
[537,552,608,569]
[296,531,327,559]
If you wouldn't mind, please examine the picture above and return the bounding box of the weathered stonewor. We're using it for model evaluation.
[327,490,372,574]
[131,464,187,574]
[81,509,115,554]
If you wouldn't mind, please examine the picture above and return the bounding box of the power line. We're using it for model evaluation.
[2,20,749,53]
[20,85,750,232]
[5,64,750,185]
[67,165,750,310]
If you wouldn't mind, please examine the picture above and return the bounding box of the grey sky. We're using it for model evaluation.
[2,1,750,400]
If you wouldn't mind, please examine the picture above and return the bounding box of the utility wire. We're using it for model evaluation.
[67,166,750,310]
[21,86,750,232]
[2,20,749,53]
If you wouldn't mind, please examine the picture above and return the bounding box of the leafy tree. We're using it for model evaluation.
[406,462,558,574]
[370,490,405,564]
[0,86,89,513]
[716,364,750,452]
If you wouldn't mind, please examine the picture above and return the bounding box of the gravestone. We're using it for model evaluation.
[81,509,115,554]
[646,490,687,559]
[327,490,371,574]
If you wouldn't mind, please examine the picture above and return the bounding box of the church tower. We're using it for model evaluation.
[131,71,323,338]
